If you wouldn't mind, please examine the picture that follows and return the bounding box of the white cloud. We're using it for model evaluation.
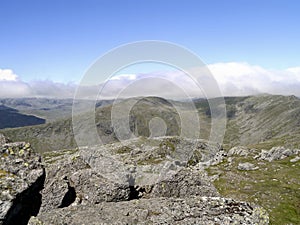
[110,74,137,81]
[286,67,300,74]
[0,69,18,81]
[0,69,76,98]
[0,81,32,98]
[208,62,300,96]
[1,64,300,99]
[29,80,76,98]
[98,63,300,99]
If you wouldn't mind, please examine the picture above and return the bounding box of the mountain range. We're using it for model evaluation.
[1,95,300,152]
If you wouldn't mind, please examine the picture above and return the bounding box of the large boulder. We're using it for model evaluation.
[0,140,45,225]
[39,137,221,210]
[29,196,269,225]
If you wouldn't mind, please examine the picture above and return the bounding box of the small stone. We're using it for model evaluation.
[290,156,300,163]
[238,162,259,171]
[24,143,31,150]
[19,149,25,156]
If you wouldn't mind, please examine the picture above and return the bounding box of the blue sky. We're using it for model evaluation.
[0,0,299,83]
[1,0,300,98]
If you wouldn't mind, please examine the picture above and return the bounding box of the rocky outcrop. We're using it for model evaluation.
[29,196,269,225]
[0,135,270,224]
[254,146,300,162]
[0,138,45,225]
[228,146,251,156]
[31,136,269,224]
[40,137,221,210]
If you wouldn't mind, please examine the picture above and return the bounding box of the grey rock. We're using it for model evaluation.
[29,197,269,225]
[40,149,129,212]
[69,169,131,205]
[0,136,268,225]
[0,134,9,146]
[238,162,259,171]
[0,139,45,225]
[79,136,221,187]
[255,146,299,162]
[228,146,250,156]
[150,167,220,198]
[198,150,227,168]
[290,156,300,163]
[40,137,222,210]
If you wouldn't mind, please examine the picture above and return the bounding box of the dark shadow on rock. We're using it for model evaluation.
[128,186,146,200]
[58,182,76,208]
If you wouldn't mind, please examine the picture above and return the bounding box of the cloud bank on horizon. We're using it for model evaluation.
[1,62,300,99]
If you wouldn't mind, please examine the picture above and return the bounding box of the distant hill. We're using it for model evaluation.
[0,98,114,126]
[0,98,74,123]
[1,97,186,152]
[2,95,300,152]
[0,105,45,129]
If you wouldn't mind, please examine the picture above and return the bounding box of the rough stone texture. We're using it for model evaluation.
[40,149,132,212]
[0,140,45,225]
[69,169,131,205]
[31,137,269,224]
[39,149,87,212]
[237,162,259,171]
[0,136,271,224]
[290,156,300,163]
[79,137,221,186]
[150,167,219,198]
[254,146,300,162]
[198,150,227,168]
[40,137,221,210]
[228,146,251,156]
[29,197,269,225]
[0,134,9,146]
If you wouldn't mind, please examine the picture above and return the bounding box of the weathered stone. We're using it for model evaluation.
[228,146,250,156]
[290,156,300,163]
[69,169,131,205]
[40,149,93,212]
[40,137,222,210]
[0,134,9,146]
[0,138,45,225]
[29,197,269,225]
[237,162,259,171]
[150,167,219,198]
[254,146,299,162]
[0,136,270,224]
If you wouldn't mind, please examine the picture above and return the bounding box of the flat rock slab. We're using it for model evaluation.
[29,197,269,225]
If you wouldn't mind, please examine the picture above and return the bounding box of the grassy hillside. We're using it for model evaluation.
[206,149,300,225]
[223,95,300,149]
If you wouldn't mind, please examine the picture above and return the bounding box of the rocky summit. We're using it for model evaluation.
[0,134,270,225]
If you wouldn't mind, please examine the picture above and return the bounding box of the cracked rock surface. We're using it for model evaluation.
[32,136,269,224]
[0,135,269,225]
[0,134,45,225]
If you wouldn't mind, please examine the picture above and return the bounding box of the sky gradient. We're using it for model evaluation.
[0,0,300,97]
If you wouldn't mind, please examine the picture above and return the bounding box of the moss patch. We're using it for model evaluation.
[207,155,300,225]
